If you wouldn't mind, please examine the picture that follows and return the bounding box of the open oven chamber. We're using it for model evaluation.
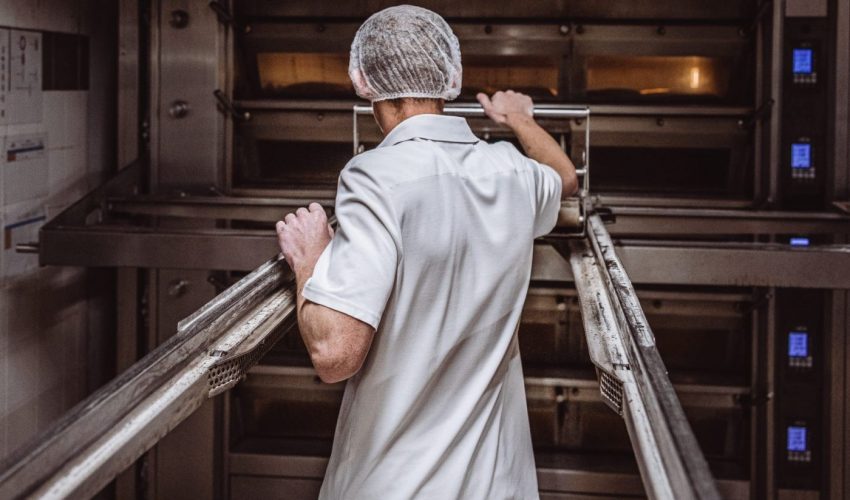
[224,287,753,499]
[230,13,757,205]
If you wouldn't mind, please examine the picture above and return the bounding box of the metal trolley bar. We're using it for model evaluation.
[560,215,722,500]
[0,256,297,500]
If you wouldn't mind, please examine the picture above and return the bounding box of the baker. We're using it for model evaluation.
[275,5,578,499]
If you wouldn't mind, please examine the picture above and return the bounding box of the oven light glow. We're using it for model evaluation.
[690,67,701,89]
[790,237,810,247]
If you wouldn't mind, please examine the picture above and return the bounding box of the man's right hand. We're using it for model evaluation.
[476,90,578,197]
[476,90,534,127]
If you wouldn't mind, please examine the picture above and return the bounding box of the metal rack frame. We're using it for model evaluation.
[0,209,739,499]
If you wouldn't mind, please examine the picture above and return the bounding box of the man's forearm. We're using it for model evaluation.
[506,114,579,196]
[292,264,375,383]
[293,263,327,355]
[293,263,314,318]
[277,204,374,383]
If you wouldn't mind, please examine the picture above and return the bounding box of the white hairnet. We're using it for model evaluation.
[349,5,462,102]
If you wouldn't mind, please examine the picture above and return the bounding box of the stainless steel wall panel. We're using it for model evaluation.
[152,0,227,189]
[118,0,139,169]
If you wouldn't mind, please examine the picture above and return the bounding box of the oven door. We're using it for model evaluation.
[570,24,754,106]
[575,112,753,206]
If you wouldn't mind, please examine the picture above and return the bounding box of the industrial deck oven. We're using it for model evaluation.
[1,1,849,499]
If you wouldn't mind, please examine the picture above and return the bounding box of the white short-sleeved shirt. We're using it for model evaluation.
[303,114,562,500]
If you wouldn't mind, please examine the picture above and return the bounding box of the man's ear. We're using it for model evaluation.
[350,69,373,99]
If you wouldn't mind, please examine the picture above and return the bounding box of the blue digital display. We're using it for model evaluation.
[792,143,812,169]
[793,48,813,74]
[790,237,810,247]
[787,425,808,452]
[789,331,809,357]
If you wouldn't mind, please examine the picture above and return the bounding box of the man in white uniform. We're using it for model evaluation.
[276,5,577,499]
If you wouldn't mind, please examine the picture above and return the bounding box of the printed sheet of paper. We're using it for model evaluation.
[7,30,42,125]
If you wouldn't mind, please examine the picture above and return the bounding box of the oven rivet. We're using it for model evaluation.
[656,117,665,127]
[169,9,189,29]
[317,24,326,33]
[317,113,325,121]
[559,25,570,36]
[484,25,493,34]
[169,100,190,119]
[244,24,253,34]
[737,119,745,128]
[575,25,585,35]
[657,26,666,35]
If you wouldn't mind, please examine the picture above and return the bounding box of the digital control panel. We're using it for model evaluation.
[775,290,824,489]
[791,47,817,85]
[781,19,828,209]
[790,140,815,180]
[787,423,812,462]
[788,329,813,369]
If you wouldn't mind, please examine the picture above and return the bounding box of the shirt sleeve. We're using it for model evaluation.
[301,164,400,330]
[529,159,563,238]
[499,142,563,238]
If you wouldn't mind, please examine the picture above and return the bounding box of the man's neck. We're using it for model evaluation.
[373,99,445,134]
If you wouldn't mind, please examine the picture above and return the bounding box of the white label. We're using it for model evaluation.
[4,133,48,206]
[5,135,45,162]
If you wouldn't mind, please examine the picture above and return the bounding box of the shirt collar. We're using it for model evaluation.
[377,114,480,149]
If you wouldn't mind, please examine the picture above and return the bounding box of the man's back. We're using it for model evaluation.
[305,114,562,499]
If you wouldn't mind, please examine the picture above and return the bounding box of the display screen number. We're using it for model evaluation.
[793,48,813,74]
[788,331,808,357]
[791,143,811,169]
[787,425,808,452]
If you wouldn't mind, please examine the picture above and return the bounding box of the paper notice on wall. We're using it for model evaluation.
[7,30,42,125]
[0,29,8,125]
[4,134,48,206]
[2,200,45,281]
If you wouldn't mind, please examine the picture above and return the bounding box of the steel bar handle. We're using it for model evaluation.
[352,103,590,119]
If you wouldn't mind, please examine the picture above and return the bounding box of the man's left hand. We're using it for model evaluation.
[276,203,334,276]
